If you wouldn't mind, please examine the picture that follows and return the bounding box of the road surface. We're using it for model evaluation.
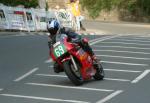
[0,22,150,103]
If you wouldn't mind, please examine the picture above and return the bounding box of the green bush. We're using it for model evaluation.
[80,0,150,19]
[138,0,150,15]
[80,0,122,19]
[0,0,38,8]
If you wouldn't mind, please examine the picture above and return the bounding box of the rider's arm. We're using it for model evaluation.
[48,35,56,49]
[61,27,82,43]
[69,32,82,43]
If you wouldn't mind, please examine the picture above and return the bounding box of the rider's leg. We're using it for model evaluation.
[79,41,97,60]
[53,62,64,73]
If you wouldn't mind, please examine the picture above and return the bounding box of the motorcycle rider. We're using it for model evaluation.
[47,20,97,73]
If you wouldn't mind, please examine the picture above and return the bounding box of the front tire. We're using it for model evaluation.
[63,60,83,86]
[93,63,104,80]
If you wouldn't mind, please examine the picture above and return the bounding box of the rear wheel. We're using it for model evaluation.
[63,60,83,86]
[93,63,104,80]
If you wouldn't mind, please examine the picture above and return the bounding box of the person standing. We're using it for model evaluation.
[69,0,86,31]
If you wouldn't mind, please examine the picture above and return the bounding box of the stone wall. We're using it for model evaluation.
[47,0,70,9]
[81,9,120,22]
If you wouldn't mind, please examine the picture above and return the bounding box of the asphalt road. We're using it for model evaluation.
[0,30,150,103]
[83,21,150,35]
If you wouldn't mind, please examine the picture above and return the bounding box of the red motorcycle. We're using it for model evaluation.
[50,34,104,85]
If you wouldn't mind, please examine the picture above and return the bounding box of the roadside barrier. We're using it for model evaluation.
[0,4,9,30]
[0,4,77,31]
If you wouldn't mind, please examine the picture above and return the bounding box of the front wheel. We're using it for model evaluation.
[63,60,83,86]
[93,63,105,80]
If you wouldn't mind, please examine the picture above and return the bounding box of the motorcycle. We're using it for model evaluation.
[50,34,104,85]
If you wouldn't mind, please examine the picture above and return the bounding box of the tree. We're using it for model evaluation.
[80,0,150,19]
[80,0,122,19]
[138,0,150,15]
[0,0,38,8]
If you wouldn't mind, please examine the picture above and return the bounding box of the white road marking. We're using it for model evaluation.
[136,35,150,37]
[93,45,150,50]
[44,59,52,63]
[100,41,150,46]
[104,69,142,73]
[90,35,121,45]
[36,74,67,77]
[89,36,108,43]
[0,94,89,103]
[118,37,150,41]
[26,82,114,92]
[48,65,53,68]
[89,35,110,43]
[0,88,3,91]
[96,90,123,103]
[94,49,150,55]
[131,69,150,83]
[36,74,130,82]
[48,66,142,73]
[101,60,148,66]
[104,78,130,82]
[97,54,150,60]
[14,68,39,82]
[47,67,142,73]
[112,39,150,43]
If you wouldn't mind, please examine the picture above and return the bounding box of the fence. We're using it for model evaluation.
[0,4,77,31]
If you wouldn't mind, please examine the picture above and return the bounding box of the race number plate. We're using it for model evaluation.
[53,42,67,58]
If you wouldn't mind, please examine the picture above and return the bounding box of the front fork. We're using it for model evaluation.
[70,55,78,71]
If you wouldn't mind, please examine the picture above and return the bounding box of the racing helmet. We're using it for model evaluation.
[47,20,60,35]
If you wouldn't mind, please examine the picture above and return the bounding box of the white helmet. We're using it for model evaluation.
[47,20,60,35]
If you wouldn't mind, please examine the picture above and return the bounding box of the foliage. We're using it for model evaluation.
[138,0,150,15]
[80,0,150,19]
[0,0,38,8]
[45,1,49,11]
[80,0,122,19]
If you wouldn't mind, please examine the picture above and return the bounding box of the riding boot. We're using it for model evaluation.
[53,62,64,73]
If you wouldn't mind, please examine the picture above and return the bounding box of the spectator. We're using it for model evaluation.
[70,0,86,31]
